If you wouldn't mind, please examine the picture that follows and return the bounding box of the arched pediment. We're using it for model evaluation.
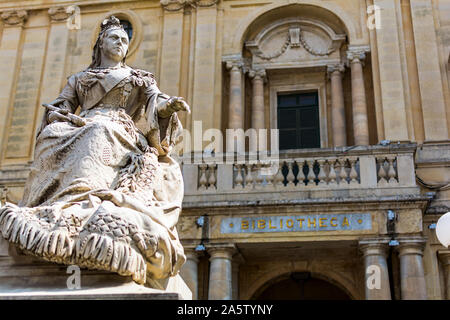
[245,18,346,69]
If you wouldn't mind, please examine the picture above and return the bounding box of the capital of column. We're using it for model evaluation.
[327,63,345,78]
[184,246,202,263]
[438,250,450,266]
[1,10,27,27]
[48,6,73,23]
[225,60,244,72]
[248,68,266,81]
[396,237,427,257]
[207,244,237,261]
[359,238,390,258]
[346,46,370,65]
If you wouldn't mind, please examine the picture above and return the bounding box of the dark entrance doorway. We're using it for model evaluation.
[252,272,351,300]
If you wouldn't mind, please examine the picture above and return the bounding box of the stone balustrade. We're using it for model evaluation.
[181,144,419,203]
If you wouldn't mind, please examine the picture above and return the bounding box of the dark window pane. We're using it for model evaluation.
[299,107,319,128]
[300,129,320,148]
[298,93,318,107]
[278,109,298,129]
[278,94,298,108]
[279,130,298,150]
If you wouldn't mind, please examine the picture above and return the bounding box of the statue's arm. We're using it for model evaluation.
[37,74,80,136]
[48,74,80,113]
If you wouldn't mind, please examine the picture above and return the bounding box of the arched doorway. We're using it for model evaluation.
[252,272,351,300]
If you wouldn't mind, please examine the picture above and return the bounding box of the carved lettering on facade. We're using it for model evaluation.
[221,213,372,234]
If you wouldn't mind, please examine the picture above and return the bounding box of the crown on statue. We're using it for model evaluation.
[100,15,124,35]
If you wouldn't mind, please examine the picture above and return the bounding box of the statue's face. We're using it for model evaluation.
[100,29,129,62]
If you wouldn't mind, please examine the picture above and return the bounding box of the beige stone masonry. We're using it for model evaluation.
[0,10,27,161]
[159,10,184,96]
[191,5,218,150]
[373,0,409,142]
[409,0,448,141]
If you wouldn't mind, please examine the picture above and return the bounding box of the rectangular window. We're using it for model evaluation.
[277,92,320,150]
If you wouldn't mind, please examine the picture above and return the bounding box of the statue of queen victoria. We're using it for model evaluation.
[0,16,190,286]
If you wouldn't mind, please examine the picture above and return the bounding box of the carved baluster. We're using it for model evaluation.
[306,160,316,186]
[349,158,358,185]
[377,157,388,185]
[297,160,306,187]
[286,161,295,187]
[207,164,217,189]
[387,156,397,184]
[328,159,338,187]
[273,162,284,188]
[254,163,264,189]
[198,164,208,190]
[234,164,244,189]
[317,160,327,186]
[244,164,254,190]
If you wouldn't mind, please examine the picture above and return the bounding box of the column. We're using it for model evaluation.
[0,10,27,160]
[225,59,244,152]
[438,251,450,300]
[249,69,265,130]
[179,247,200,300]
[327,64,347,147]
[347,49,369,146]
[397,237,427,300]
[207,245,236,300]
[359,238,392,300]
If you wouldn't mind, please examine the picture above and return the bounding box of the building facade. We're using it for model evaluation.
[0,0,449,299]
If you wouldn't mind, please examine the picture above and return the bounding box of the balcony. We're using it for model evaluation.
[181,143,421,208]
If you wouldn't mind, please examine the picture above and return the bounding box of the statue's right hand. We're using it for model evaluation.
[47,111,71,124]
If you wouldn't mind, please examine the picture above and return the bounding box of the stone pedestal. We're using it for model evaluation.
[397,237,427,300]
[359,238,392,300]
[0,242,192,300]
[207,245,236,300]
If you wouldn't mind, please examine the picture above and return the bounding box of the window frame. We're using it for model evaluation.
[270,82,328,150]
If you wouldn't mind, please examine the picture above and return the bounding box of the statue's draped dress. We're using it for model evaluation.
[0,66,185,284]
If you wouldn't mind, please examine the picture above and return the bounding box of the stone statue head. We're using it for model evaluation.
[89,15,129,68]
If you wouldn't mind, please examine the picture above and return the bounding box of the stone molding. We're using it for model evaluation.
[48,6,73,22]
[245,18,346,63]
[1,10,27,26]
[160,0,219,12]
